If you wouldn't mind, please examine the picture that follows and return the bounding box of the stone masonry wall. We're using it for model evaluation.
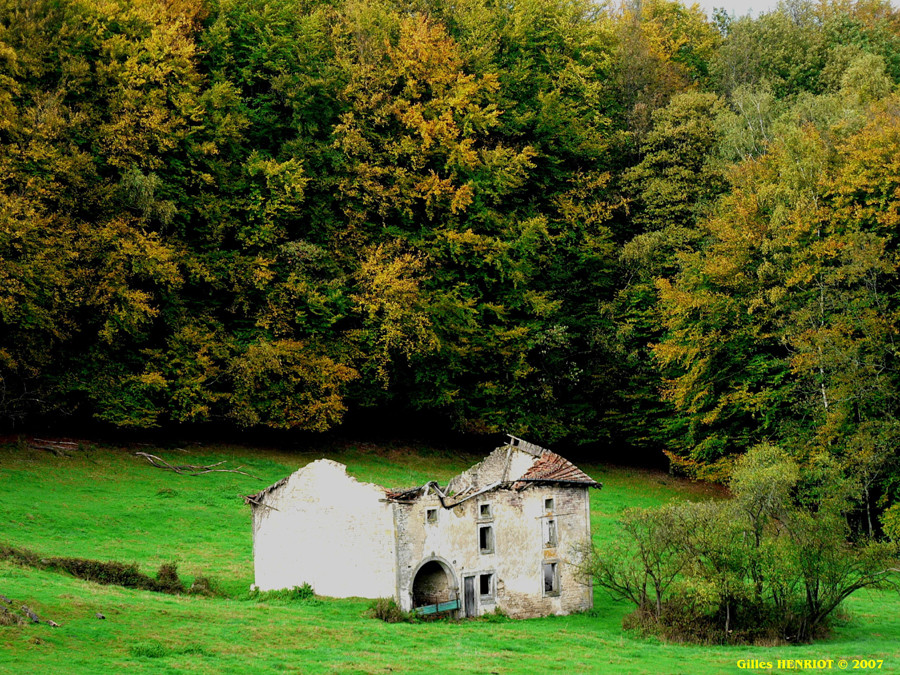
[445,446,537,494]
[396,483,593,618]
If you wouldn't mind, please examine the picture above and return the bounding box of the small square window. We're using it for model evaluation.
[479,503,492,519]
[426,508,438,524]
[479,573,493,597]
[479,525,494,554]
[544,497,554,513]
[543,562,559,595]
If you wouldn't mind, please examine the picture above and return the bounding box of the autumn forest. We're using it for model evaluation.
[3,0,900,519]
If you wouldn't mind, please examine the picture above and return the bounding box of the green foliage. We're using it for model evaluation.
[129,641,211,658]
[883,504,900,542]
[612,0,721,137]
[154,562,186,594]
[1,0,900,514]
[624,91,728,234]
[229,340,357,431]
[653,90,900,501]
[43,558,156,589]
[578,445,900,643]
[250,583,319,604]
[479,606,511,622]
[0,0,625,441]
[188,575,222,597]
[368,597,417,623]
[712,6,828,98]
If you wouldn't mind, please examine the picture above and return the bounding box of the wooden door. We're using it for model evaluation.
[464,576,476,617]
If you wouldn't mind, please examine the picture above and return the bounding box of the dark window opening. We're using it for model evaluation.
[426,508,438,524]
[545,518,558,547]
[479,573,493,597]
[479,503,492,519]
[479,525,494,554]
[543,562,559,595]
[413,561,454,609]
[544,497,554,513]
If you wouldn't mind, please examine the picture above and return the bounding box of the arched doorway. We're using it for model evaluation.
[411,559,458,612]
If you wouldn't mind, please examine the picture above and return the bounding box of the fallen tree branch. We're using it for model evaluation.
[30,439,78,457]
[135,452,262,480]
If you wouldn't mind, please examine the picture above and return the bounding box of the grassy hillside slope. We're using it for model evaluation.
[0,441,897,674]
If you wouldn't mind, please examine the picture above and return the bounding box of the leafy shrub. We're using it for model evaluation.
[622,593,799,645]
[47,557,156,590]
[292,583,315,600]
[883,504,900,542]
[250,583,318,604]
[0,544,41,567]
[188,575,222,597]
[577,445,900,644]
[1,543,192,596]
[154,562,185,594]
[367,597,417,623]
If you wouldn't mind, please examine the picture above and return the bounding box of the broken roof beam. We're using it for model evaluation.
[506,434,546,457]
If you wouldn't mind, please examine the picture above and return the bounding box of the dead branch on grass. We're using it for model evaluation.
[135,452,262,480]
[30,439,78,456]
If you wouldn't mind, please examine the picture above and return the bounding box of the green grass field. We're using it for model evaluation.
[1,440,898,674]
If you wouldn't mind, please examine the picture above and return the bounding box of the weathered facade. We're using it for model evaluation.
[246,436,601,619]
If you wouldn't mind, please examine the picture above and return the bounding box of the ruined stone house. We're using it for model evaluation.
[244,436,601,619]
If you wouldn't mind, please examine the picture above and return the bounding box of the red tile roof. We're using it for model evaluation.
[514,450,601,488]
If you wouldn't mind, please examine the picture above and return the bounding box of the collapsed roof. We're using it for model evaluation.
[384,435,601,506]
[245,435,601,509]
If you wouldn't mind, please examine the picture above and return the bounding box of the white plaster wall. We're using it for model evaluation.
[506,450,538,482]
[251,459,397,597]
